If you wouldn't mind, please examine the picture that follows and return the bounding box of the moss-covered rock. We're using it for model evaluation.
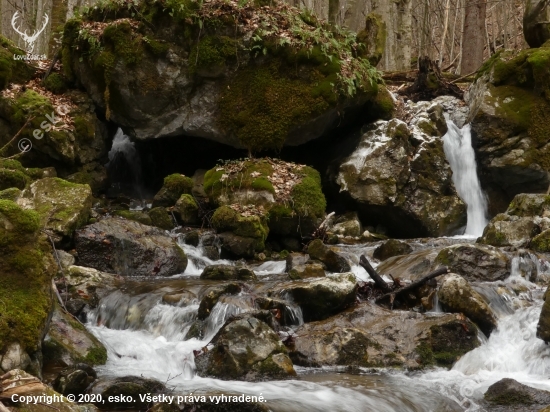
[467,47,550,214]
[484,378,550,406]
[152,174,194,207]
[61,0,386,151]
[174,193,199,225]
[0,200,56,373]
[211,205,269,258]
[16,177,93,246]
[0,36,35,90]
[148,206,174,230]
[43,304,107,367]
[113,209,152,225]
[0,187,21,201]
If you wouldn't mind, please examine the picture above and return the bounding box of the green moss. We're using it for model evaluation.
[12,89,54,126]
[43,73,68,94]
[164,173,193,192]
[0,169,29,190]
[530,229,550,252]
[0,200,53,353]
[291,166,326,219]
[220,62,331,152]
[143,36,169,56]
[73,114,96,140]
[211,205,268,246]
[0,36,35,90]
[148,206,174,230]
[84,345,108,365]
[189,35,237,75]
[113,209,153,225]
[0,187,21,201]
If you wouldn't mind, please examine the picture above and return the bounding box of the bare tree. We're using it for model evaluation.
[460,0,487,73]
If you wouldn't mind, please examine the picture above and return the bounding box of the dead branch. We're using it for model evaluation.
[375,266,450,306]
[359,255,392,293]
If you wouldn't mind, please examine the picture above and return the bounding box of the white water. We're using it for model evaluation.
[106,128,143,196]
[85,241,550,411]
[442,120,488,237]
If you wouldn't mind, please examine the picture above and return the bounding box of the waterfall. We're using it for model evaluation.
[442,120,488,236]
[105,128,143,198]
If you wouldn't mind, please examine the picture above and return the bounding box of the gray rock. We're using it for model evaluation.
[268,273,357,322]
[435,244,510,282]
[373,239,413,261]
[438,274,498,336]
[53,364,97,395]
[330,212,363,237]
[307,239,351,273]
[74,217,187,277]
[0,343,31,372]
[200,264,257,281]
[198,284,242,320]
[334,115,466,237]
[195,316,295,381]
[537,287,550,343]
[484,378,550,406]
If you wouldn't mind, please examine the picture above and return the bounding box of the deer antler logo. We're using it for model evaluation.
[11,11,49,54]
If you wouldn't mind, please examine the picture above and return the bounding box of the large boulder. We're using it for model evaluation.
[43,304,107,367]
[434,243,510,282]
[479,193,550,248]
[334,99,466,238]
[205,158,326,247]
[152,174,193,208]
[267,272,357,321]
[290,302,479,369]
[62,0,388,152]
[484,378,550,407]
[537,287,550,343]
[438,274,498,336]
[466,47,550,215]
[0,86,109,191]
[195,315,296,381]
[74,217,188,276]
[16,177,93,246]
[0,200,56,375]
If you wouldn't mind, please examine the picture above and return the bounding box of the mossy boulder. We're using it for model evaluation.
[0,200,56,374]
[335,99,466,238]
[74,217,188,276]
[195,316,296,381]
[0,36,35,90]
[148,206,174,230]
[211,205,269,258]
[0,89,109,189]
[152,174,194,207]
[61,0,386,152]
[330,212,363,237]
[438,274,498,336]
[204,158,326,240]
[373,239,413,261]
[537,287,550,343]
[43,304,107,367]
[267,272,357,321]
[16,177,93,246]
[467,47,550,215]
[200,265,256,281]
[174,194,199,225]
[288,262,325,280]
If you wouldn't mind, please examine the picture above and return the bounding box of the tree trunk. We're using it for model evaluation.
[460,0,487,74]
[523,0,550,48]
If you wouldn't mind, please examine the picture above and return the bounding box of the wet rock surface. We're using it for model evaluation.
[74,217,188,276]
[484,378,550,407]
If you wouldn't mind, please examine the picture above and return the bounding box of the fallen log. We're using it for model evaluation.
[375,266,450,306]
[359,255,392,293]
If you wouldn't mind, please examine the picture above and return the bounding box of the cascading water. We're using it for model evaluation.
[442,120,488,237]
[106,128,143,198]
